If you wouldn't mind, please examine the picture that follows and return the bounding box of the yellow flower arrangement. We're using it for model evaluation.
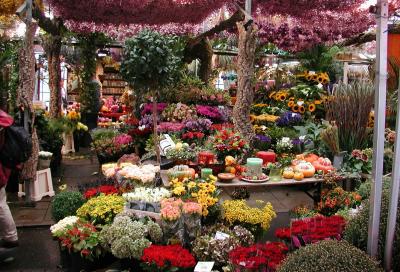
[222,199,276,231]
[170,176,219,217]
[76,194,125,225]
[308,103,316,112]
[298,71,330,85]
[252,114,279,124]
[67,110,81,121]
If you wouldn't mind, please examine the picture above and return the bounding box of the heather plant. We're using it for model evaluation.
[277,240,382,272]
[51,191,85,221]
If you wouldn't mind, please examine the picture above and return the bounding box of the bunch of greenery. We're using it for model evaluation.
[0,40,20,112]
[277,240,382,272]
[51,191,85,221]
[344,183,400,270]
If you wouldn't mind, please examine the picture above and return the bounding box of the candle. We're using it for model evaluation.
[201,168,213,179]
[256,151,276,165]
[246,158,263,166]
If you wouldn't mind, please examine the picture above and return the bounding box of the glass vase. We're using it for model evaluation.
[269,168,282,182]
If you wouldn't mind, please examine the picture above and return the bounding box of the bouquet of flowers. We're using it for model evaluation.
[275,215,346,249]
[275,137,293,154]
[38,151,53,159]
[141,244,196,272]
[196,105,222,120]
[50,216,79,235]
[222,199,276,235]
[276,111,303,127]
[83,185,119,199]
[76,194,125,225]
[345,148,373,175]
[100,215,162,259]
[91,132,134,161]
[184,118,212,132]
[54,220,103,261]
[182,131,205,145]
[141,103,168,116]
[193,225,254,267]
[157,122,185,133]
[165,143,197,163]
[317,187,362,216]
[160,198,184,243]
[209,130,249,161]
[117,164,160,186]
[229,242,288,272]
[182,202,202,244]
[123,187,171,203]
[169,176,220,217]
[162,103,197,122]
[253,134,272,151]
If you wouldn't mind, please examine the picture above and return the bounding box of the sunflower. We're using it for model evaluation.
[308,103,316,112]
[305,75,312,81]
[289,97,295,101]
[288,101,295,107]
[299,106,306,114]
[279,93,287,101]
[292,105,299,113]
[311,74,318,81]
[314,100,322,105]
[317,76,324,84]
[269,91,277,99]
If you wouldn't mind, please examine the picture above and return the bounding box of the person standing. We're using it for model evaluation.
[0,110,18,251]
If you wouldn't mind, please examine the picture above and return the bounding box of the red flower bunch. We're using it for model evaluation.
[210,130,249,160]
[275,215,346,248]
[58,220,102,260]
[229,242,288,271]
[84,185,118,199]
[182,131,204,145]
[141,244,196,271]
[210,123,234,131]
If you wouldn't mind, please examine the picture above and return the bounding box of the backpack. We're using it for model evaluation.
[0,124,33,167]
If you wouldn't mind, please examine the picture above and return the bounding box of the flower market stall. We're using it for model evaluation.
[2,0,400,271]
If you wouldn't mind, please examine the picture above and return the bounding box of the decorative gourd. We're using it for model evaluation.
[282,167,295,179]
[291,159,305,167]
[293,171,304,181]
[312,157,334,173]
[293,162,316,178]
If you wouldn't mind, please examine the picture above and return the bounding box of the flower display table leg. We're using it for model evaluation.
[18,168,55,201]
[61,132,75,154]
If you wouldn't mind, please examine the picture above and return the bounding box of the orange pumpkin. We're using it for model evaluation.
[312,158,334,173]
[304,153,319,163]
[294,171,304,181]
[293,162,316,178]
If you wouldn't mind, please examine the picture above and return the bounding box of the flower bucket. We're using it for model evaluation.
[38,159,51,170]
[269,168,282,182]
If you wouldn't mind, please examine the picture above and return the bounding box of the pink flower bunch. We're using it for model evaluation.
[351,149,370,162]
[161,198,183,221]
[141,103,168,115]
[196,105,222,120]
[114,134,133,146]
[158,122,185,133]
[182,202,202,215]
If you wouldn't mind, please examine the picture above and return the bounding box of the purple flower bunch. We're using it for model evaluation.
[139,114,158,128]
[184,118,212,132]
[255,134,272,143]
[254,134,272,151]
[196,105,222,120]
[141,103,168,115]
[158,122,185,133]
[276,111,303,127]
[218,106,232,123]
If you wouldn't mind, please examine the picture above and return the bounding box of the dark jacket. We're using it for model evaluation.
[0,110,14,188]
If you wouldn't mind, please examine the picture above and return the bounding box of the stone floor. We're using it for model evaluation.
[1,149,315,271]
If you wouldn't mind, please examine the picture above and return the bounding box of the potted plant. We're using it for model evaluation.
[38,151,53,170]
[165,142,197,165]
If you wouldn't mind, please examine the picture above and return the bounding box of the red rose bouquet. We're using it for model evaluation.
[275,215,346,248]
[209,129,249,161]
[141,244,196,271]
[229,242,288,271]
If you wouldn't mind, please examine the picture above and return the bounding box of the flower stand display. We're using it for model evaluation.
[18,168,55,201]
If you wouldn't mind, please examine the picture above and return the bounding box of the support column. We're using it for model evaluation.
[367,0,388,258]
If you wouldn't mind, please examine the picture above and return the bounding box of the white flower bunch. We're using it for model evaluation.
[50,216,79,235]
[39,151,53,159]
[276,137,293,154]
[123,187,171,203]
[119,164,160,184]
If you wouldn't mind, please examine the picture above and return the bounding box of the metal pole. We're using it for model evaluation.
[368,0,388,258]
[384,60,400,272]
[245,0,252,13]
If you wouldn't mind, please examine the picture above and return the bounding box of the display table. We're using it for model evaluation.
[160,170,323,204]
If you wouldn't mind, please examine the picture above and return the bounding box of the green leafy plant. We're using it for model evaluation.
[277,240,382,272]
[51,191,85,221]
[344,185,400,270]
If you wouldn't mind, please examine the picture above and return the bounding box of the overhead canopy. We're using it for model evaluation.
[45,0,400,51]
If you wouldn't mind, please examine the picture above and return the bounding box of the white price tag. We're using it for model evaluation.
[159,134,175,156]
[214,231,230,240]
[194,262,214,272]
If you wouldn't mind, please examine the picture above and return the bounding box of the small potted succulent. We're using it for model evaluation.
[38,151,53,170]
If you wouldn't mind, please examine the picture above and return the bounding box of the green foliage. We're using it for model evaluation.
[277,240,382,272]
[297,45,342,81]
[266,126,299,145]
[51,191,85,221]
[344,184,400,270]
[0,40,20,112]
[294,121,327,153]
[35,111,64,155]
[91,128,118,142]
[121,30,185,94]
